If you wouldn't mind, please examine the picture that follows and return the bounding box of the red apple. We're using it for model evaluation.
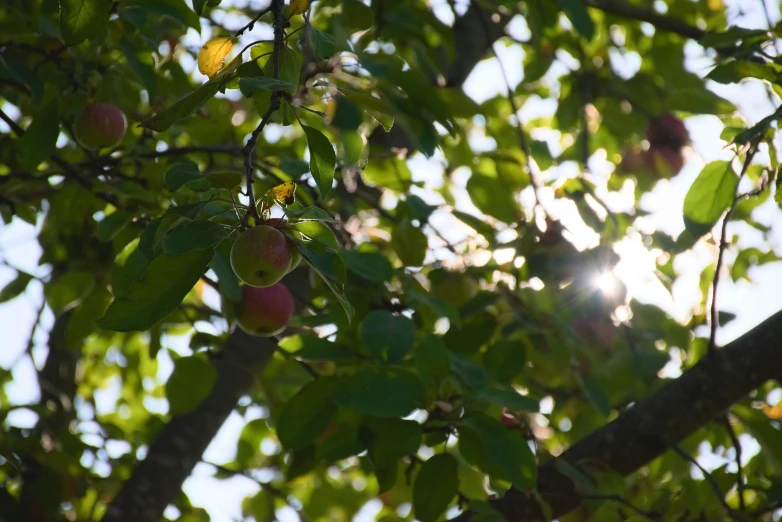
[231,225,293,288]
[645,113,688,149]
[645,144,684,179]
[235,283,295,336]
[74,103,127,149]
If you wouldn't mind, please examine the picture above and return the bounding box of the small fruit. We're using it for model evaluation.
[74,103,127,149]
[645,113,688,149]
[235,283,295,336]
[230,225,292,287]
[645,144,684,178]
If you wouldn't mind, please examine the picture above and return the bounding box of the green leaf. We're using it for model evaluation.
[0,272,34,303]
[165,355,218,415]
[97,248,214,332]
[466,173,521,223]
[239,76,294,97]
[666,88,736,115]
[707,60,779,84]
[163,220,229,256]
[276,377,339,449]
[450,352,487,390]
[210,239,242,304]
[279,334,358,361]
[18,99,59,170]
[452,210,496,241]
[342,251,394,283]
[579,374,612,417]
[97,211,131,242]
[165,161,243,192]
[263,46,301,92]
[365,417,422,468]
[293,238,354,323]
[292,221,339,250]
[361,310,416,363]
[60,0,112,45]
[413,454,459,522]
[461,413,537,490]
[302,126,336,198]
[473,387,540,413]
[558,0,594,40]
[193,0,207,15]
[243,491,274,522]
[414,334,451,391]
[483,340,527,383]
[141,77,227,132]
[332,97,363,131]
[391,221,427,267]
[285,206,337,222]
[334,366,424,417]
[45,271,95,314]
[309,27,339,60]
[683,160,737,237]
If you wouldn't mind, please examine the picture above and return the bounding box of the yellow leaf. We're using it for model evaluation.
[289,0,309,16]
[271,181,297,206]
[198,37,233,79]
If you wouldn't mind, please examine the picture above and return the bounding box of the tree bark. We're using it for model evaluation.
[456,309,782,521]
[100,329,276,522]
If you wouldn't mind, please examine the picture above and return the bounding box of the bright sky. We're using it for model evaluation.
[1,0,781,520]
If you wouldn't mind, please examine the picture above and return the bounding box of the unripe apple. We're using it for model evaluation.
[235,283,295,336]
[230,225,292,287]
[266,217,303,272]
[74,103,127,149]
[645,113,688,149]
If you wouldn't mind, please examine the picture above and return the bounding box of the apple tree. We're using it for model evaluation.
[1,0,782,521]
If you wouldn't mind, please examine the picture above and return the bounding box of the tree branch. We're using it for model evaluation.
[101,331,277,522]
[456,308,782,521]
[100,269,310,522]
[669,443,740,521]
[583,0,705,41]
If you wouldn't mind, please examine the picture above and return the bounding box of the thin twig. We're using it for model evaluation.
[545,492,660,520]
[234,6,272,37]
[669,444,741,522]
[708,144,758,353]
[203,460,288,500]
[721,415,746,512]
[241,0,286,223]
[0,108,125,209]
[490,45,544,214]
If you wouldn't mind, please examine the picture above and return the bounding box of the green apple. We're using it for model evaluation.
[230,225,292,287]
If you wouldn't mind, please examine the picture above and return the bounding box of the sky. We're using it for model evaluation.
[1,0,782,521]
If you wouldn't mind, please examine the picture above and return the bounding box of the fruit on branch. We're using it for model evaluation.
[645,144,685,179]
[265,217,303,272]
[74,103,127,149]
[235,283,295,336]
[645,112,689,149]
[230,225,293,287]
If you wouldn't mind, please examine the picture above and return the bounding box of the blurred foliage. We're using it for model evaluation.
[1,0,782,521]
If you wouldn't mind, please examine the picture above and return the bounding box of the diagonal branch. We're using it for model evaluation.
[455,308,782,521]
[583,0,705,41]
[669,443,740,521]
[101,331,278,522]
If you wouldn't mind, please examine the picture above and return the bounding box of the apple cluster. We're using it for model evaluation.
[230,219,301,337]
